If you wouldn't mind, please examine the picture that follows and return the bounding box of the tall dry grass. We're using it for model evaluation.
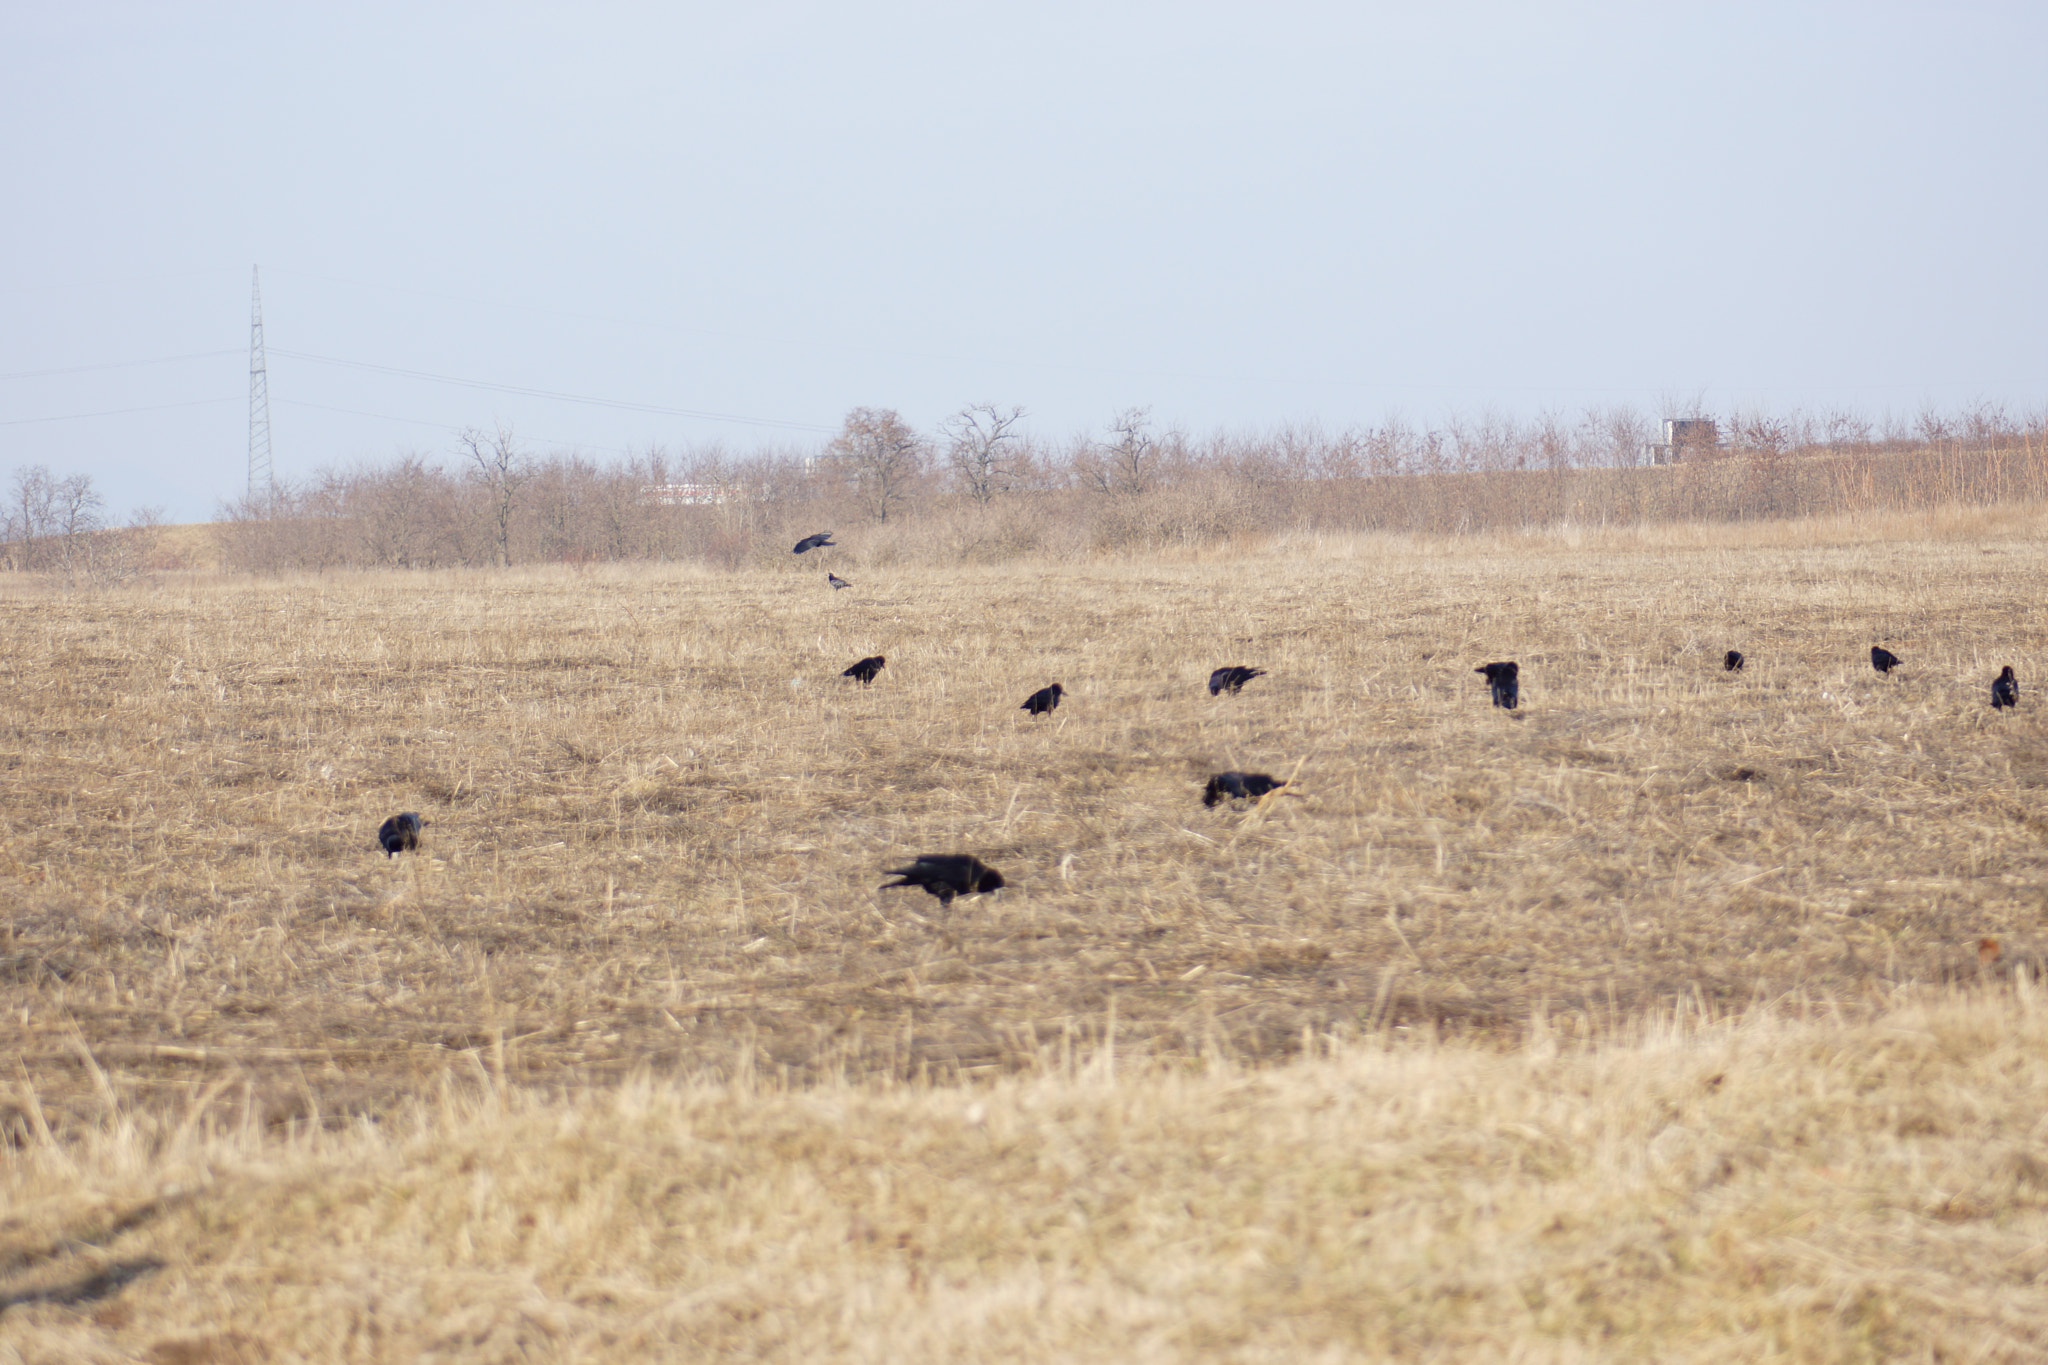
[6,991,2048,1360]
[5,511,2048,1355]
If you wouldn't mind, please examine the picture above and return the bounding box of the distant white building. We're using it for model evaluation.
[1643,418,1718,465]
[638,484,730,506]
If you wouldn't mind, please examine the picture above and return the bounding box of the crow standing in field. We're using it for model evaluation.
[1202,771,1287,807]
[1724,650,1745,672]
[1475,660,1519,709]
[843,655,886,684]
[793,532,835,554]
[1021,683,1064,716]
[1207,665,1266,696]
[880,854,1006,906]
[378,812,427,858]
[1993,665,2019,710]
[827,573,853,590]
[1871,645,1901,675]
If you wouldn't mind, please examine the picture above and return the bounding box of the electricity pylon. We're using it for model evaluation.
[248,266,274,504]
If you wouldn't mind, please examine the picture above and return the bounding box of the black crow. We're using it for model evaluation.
[881,854,1006,906]
[1871,645,1901,675]
[827,573,853,590]
[378,812,427,858]
[793,532,835,554]
[1475,660,1519,709]
[1207,665,1266,696]
[843,655,886,684]
[1993,665,2018,710]
[1202,771,1287,807]
[1724,650,1745,672]
[1020,683,1064,716]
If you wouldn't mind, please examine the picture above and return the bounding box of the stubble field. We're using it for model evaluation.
[6,508,2048,1359]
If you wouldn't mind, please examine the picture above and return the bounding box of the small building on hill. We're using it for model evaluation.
[639,484,730,506]
[1643,418,1719,465]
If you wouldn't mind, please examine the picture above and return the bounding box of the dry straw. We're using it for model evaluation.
[4,506,2048,1356]
[6,992,2048,1359]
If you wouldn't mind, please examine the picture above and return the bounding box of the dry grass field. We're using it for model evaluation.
[6,507,2048,1358]
[8,994,2048,1361]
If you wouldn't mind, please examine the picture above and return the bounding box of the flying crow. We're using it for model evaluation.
[1724,650,1745,672]
[881,854,1006,906]
[793,532,836,554]
[1475,660,1519,709]
[828,573,853,590]
[1208,665,1266,695]
[1021,683,1064,716]
[1993,665,2018,709]
[843,655,886,684]
[1871,645,1901,675]
[378,812,427,858]
[1202,771,1287,807]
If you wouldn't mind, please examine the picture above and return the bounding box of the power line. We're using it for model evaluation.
[278,397,464,432]
[0,397,240,427]
[268,347,834,433]
[0,350,242,382]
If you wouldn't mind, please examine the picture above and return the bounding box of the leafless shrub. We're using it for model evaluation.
[1076,408,1163,497]
[356,455,465,568]
[826,407,927,524]
[941,403,1027,506]
[1,465,162,585]
[1730,408,1793,456]
[1822,409,1874,449]
[218,479,340,573]
[461,424,533,566]
[5,465,98,576]
[70,507,165,586]
[193,399,2048,572]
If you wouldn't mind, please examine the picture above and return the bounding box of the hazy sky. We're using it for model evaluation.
[4,3,2044,522]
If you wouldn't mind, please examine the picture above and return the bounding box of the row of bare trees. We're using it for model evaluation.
[1,465,162,584]
[188,397,2048,573]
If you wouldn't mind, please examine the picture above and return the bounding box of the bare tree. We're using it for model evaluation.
[1730,408,1792,456]
[461,423,533,566]
[827,407,926,523]
[1823,409,1874,449]
[7,465,57,570]
[1583,405,1651,468]
[358,455,459,568]
[0,464,162,584]
[5,465,107,576]
[48,472,105,577]
[940,403,1026,506]
[1077,407,1159,496]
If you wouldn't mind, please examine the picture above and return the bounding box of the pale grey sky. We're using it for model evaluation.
[4,3,2043,522]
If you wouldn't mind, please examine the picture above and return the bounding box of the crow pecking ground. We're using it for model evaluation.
[1021,683,1064,716]
[880,855,1006,905]
[1208,665,1266,695]
[1475,661,1519,709]
[378,812,427,858]
[1993,665,2018,709]
[1202,772,1287,807]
